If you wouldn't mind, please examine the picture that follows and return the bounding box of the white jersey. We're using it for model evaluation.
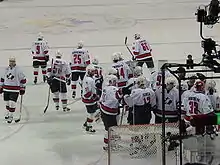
[206,91,220,112]
[183,92,214,119]
[150,70,173,91]
[82,76,97,105]
[47,58,71,82]
[31,40,49,62]
[70,48,90,72]
[112,60,132,88]
[124,88,156,108]
[132,39,152,60]
[0,66,26,93]
[155,87,179,118]
[100,86,121,115]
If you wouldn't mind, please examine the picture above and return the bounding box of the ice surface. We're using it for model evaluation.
[0,0,220,165]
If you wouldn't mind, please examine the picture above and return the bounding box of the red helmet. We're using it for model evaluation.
[194,80,205,91]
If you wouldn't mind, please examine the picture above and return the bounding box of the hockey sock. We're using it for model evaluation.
[33,67,39,79]
[41,68,47,76]
[86,113,94,127]
[60,93,68,109]
[104,130,108,147]
[53,92,59,107]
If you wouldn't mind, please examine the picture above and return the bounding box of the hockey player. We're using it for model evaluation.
[82,64,100,133]
[47,50,71,112]
[31,32,49,84]
[70,41,91,98]
[155,76,179,123]
[111,52,133,88]
[182,80,215,163]
[124,76,156,125]
[100,74,122,150]
[132,33,155,73]
[92,57,103,97]
[0,57,26,123]
[205,80,220,112]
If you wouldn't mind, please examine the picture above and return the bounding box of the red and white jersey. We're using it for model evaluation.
[183,92,214,120]
[100,86,122,115]
[70,48,90,72]
[127,77,138,90]
[0,66,26,93]
[31,40,49,62]
[150,70,173,91]
[206,92,220,112]
[155,87,179,118]
[82,76,97,105]
[47,58,71,82]
[93,64,103,80]
[112,60,133,88]
[124,88,156,108]
[132,39,152,60]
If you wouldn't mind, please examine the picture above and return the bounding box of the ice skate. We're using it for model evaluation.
[83,121,87,128]
[34,77,37,84]
[86,126,96,133]
[7,115,13,123]
[63,107,70,112]
[72,91,76,99]
[5,111,9,120]
[56,105,59,110]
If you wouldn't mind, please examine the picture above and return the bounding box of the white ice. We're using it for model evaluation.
[0,0,219,165]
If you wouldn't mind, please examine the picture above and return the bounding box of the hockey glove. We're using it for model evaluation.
[92,94,99,102]
[0,86,3,94]
[20,87,25,95]
[66,78,71,86]
[47,76,53,85]
[45,55,49,62]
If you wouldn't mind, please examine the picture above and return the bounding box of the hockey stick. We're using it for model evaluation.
[43,58,53,113]
[43,86,51,113]
[124,37,134,59]
[15,95,23,123]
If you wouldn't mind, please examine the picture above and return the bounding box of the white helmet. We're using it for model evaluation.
[92,57,99,65]
[86,64,95,75]
[37,32,43,40]
[165,77,176,90]
[176,81,188,91]
[134,66,143,77]
[56,50,62,58]
[108,68,118,76]
[77,40,84,48]
[112,52,121,62]
[9,57,16,66]
[134,33,141,40]
[136,76,147,89]
[105,74,118,86]
[206,80,216,89]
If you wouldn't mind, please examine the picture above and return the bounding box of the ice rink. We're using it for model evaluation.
[0,0,220,165]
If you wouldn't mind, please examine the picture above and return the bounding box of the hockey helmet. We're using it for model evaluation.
[106,74,118,86]
[77,40,84,48]
[56,50,62,58]
[136,75,147,89]
[165,76,176,91]
[92,57,99,65]
[194,80,205,92]
[112,52,121,62]
[134,33,141,40]
[206,80,216,89]
[37,32,43,40]
[86,64,96,75]
[134,66,143,77]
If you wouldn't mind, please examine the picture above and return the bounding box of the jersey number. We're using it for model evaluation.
[156,75,162,86]
[73,54,82,64]
[52,65,62,74]
[116,67,125,79]
[36,45,41,54]
[189,101,199,114]
[141,42,150,51]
